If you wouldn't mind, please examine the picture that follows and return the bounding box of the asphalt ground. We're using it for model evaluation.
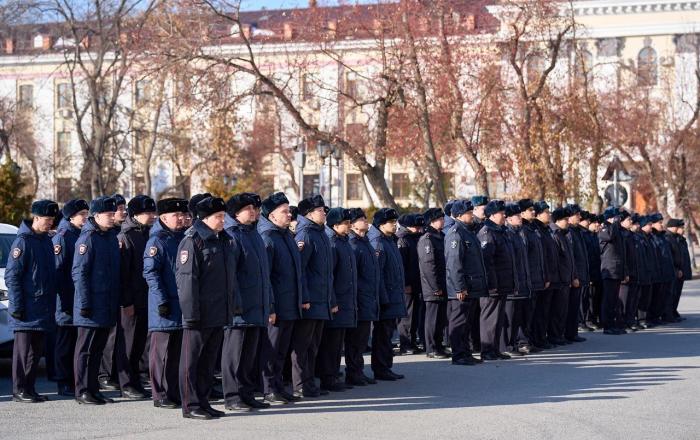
[1,279,699,440]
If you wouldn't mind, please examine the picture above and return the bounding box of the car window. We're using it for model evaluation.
[0,234,15,269]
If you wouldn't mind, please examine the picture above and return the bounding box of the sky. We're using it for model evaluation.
[240,0,383,11]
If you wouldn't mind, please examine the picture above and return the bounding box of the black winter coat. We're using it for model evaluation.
[478,220,518,295]
[599,221,627,281]
[506,225,531,299]
[118,216,151,310]
[521,219,547,291]
[348,231,381,322]
[417,226,447,302]
[550,224,575,288]
[445,220,488,299]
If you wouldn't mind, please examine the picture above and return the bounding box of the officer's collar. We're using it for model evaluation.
[193,219,220,240]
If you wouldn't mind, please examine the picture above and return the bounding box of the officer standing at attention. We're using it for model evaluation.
[317,207,357,392]
[99,193,127,391]
[177,196,233,420]
[564,205,588,343]
[222,193,274,412]
[53,199,89,397]
[665,219,691,322]
[258,192,304,404]
[115,195,156,399]
[73,196,121,405]
[292,195,336,398]
[445,200,486,365]
[345,208,380,386]
[397,214,425,355]
[6,200,59,403]
[418,208,449,359]
[548,207,575,346]
[502,203,533,356]
[599,207,629,335]
[143,197,189,409]
[368,208,407,380]
[478,200,517,360]
[518,199,547,352]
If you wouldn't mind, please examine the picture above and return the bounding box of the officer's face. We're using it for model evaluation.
[32,215,54,233]
[160,212,184,231]
[407,226,421,234]
[521,207,535,220]
[507,214,522,227]
[569,214,580,225]
[334,220,351,236]
[235,205,257,225]
[183,213,193,227]
[652,221,664,232]
[379,220,397,235]
[308,207,327,226]
[580,220,590,229]
[457,212,474,224]
[203,211,226,232]
[556,218,569,229]
[642,224,652,233]
[70,209,89,228]
[474,205,485,219]
[114,205,127,224]
[589,222,599,232]
[352,217,369,235]
[269,204,291,229]
[678,227,685,235]
[630,224,640,232]
[490,211,505,226]
[94,212,115,230]
[537,210,551,223]
[621,217,633,229]
[135,211,156,226]
[431,217,445,230]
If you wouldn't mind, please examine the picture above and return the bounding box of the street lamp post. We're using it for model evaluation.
[294,141,306,201]
[316,140,342,208]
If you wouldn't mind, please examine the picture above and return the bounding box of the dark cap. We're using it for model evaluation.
[485,200,506,217]
[188,193,212,219]
[471,195,489,207]
[196,196,226,219]
[505,203,521,218]
[261,192,289,218]
[127,195,156,217]
[226,193,261,216]
[348,208,366,223]
[533,201,550,215]
[298,195,328,216]
[327,207,352,228]
[372,208,399,227]
[62,199,89,219]
[157,198,188,215]
[423,208,445,224]
[90,196,117,214]
[31,199,59,217]
[451,199,474,217]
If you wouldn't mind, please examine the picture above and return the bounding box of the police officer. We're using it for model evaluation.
[502,203,532,356]
[599,206,628,335]
[258,192,303,404]
[221,193,274,412]
[143,197,189,409]
[292,195,336,397]
[518,199,547,352]
[114,195,156,399]
[470,196,489,232]
[565,204,588,343]
[530,201,559,349]
[6,200,58,403]
[445,200,486,365]
[368,208,407,380]
[648,213,675,325]
[99,193,127,391]
[478,200,517,360]
[548,207,575,345]
[52,199,89,397]
[666,219,690,322]
[73,196,121,405]
[443,200,456,233]
[637,216,660,328]
[418,208,449,359]
[618,211,640,331]
[317,207,357,392]
[345,208,380,386]
[187,193,212,221]
[177,196,232,420]
[584,214,604,329]
[397,213,424,355]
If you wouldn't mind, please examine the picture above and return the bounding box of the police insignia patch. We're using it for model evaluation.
[451,240,457,249]
[297,241,305,251]
[425,245,431,254]
[12,247,21,259]
[180,250,189,264]
[481,241,488,249]
[149,246,158,257]
[54,244,62,255]
[119,241,123,249]
[375,249,381,257]
[78,244,88,255]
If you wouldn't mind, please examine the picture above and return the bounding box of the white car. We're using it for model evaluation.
[0,222,20,356]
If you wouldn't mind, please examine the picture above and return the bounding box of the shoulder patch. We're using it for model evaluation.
[180,250,189,264]
[451,240,457,249]
[425,244,431,254]
[297,241,305,251]
[481,241,488,248]
[12,247,21,259]
[54,244,62,255]
[79,244,88,255]
[375,249,381,257]
[148,246,158,257]
[119,240,123,249]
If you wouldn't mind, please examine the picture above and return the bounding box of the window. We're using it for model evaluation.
[56,83,72,109]
[303,174,320,198]
[301,73,314,101]
[135,79,151,105]
[56,178,72,202]
[574,49,593,84]
[345,71,359,99]
[637,47,658,87]
[392,173,410,199]
[18,84,33,110]
[56,131,71,157]
[346,173,362,201]
[526,54,545,85]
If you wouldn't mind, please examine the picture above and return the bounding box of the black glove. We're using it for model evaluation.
[79,308,92,318]
[10,310,24,321]
[157,304,170,317]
